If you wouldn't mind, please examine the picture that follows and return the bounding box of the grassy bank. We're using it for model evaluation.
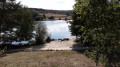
[0,50,103,67]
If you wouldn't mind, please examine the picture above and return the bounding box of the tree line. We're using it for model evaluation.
[31,10,46,21]
[31,9,70,21]
[30,8,72,16]
[69,0,120,67]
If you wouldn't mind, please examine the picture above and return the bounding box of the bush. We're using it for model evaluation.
[29,41,36,45]
[35,22,47,45]
[51,39,55,41]
[63,38,69,41]
[49,16,54,19]
[74,39,80,42]
[46,36,51,43]
[59,18,61,20]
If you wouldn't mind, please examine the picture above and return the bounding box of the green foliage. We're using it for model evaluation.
[43,14,46,20]
[0,0,38,53]
[35,22,47,45]
[49,16,54,20]
[74,38,80,42]
[29,41,36,45]
[46,36,51,43]
[0,0,35,42]
[59,17,61,20]
[15,7,34,41]
[70,0,120,66]
[31,10,44,21]
[51,39,55,41]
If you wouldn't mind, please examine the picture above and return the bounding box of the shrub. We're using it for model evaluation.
[46,36,51,43]
[49,16,54,20]
[74,39,80,42]
[35,22,47,45]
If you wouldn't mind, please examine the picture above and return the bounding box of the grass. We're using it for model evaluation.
[0,50,103,67]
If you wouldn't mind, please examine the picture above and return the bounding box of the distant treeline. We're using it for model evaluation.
[29,8,72,16]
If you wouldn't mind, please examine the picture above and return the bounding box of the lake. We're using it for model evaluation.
[39,20,75,39]
[0,20,75,45]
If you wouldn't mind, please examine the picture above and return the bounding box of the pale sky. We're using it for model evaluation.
[16,0,75,10]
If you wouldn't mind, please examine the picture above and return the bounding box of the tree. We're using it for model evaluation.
[46,36,51,43]
[31,10,43,21]
[70,0,120,66]
[43,14,46,20]
[0,0,35,43]
[15,7,34,41]
[0,0,21,42]
[35,22,47,44]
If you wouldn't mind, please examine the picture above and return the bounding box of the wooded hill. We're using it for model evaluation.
[29,8,72,20]
[29,8,72,15]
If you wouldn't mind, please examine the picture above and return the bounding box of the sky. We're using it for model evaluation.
[16,0,75,10]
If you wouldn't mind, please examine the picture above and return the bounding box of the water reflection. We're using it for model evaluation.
[40,20,75,39]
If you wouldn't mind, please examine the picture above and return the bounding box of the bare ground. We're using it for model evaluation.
[26,39,92,51]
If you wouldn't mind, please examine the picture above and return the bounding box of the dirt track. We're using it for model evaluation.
[26,39,91,51]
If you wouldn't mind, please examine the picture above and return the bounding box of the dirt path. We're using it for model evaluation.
[26,39,92,51]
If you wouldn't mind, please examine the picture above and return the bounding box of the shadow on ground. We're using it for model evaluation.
[71,43,94,54]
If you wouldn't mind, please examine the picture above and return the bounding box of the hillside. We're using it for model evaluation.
[30,8,72,20]
[30,8,72,15]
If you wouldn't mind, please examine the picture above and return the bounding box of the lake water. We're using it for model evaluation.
[0,20,75,45]
[40,20,75,39]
